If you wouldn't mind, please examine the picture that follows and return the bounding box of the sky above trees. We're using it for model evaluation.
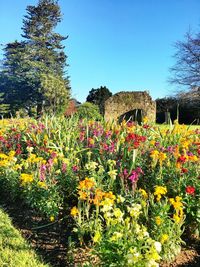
[0,0,200,102]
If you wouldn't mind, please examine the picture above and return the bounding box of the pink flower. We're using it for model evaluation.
[62,163,67,173]
[129,171,139,183]
[39,164,46,181]
[128,167,144,183]
[72,165,78,172]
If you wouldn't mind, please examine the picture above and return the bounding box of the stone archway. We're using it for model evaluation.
[118,109,144,124]
[104,91,156,122]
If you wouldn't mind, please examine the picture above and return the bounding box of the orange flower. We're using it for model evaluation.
[93,189,105,206]
[78,190,88,200]
[78,177,95,190]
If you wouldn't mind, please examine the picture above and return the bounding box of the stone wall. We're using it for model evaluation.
[104,91,156,122]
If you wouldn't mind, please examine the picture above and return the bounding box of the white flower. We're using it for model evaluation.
[27,146,34,153]
[154,241,162,253]
[107,169,118,180]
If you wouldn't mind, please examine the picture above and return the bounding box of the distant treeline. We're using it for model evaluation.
[156,88,200,124]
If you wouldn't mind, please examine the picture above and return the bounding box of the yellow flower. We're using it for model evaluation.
[116,195,125,203]
[139,188,148,199]
[110,232,123,242]
[173,201,183,209]
[150,140,156,146]
[158,152,167,162]
[93,231,101,243]
[169,198,175,205]
[173,214,182,224]
[150,150,159,158]
[8,150,15,158]
[128,204,142,218]
[70,206,79,217]
[113,208,124,220]
[0,153,8,159]
[20,173,33,185]
[155,216,162,226]
[143,116,148,124]
[154,186,167,201]
[50,216,55,222]
[78,190,88,200]
[37,181,47,189]
[160,234,169,244]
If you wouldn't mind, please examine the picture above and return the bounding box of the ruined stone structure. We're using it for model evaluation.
[104,91,156,123]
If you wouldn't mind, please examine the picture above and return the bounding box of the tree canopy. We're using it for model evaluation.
[0,0,70,116]
[86,86,112,115]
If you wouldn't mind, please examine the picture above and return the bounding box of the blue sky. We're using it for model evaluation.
[0,0,200,102]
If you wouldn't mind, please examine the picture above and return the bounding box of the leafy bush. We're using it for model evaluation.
[77,102,102,120]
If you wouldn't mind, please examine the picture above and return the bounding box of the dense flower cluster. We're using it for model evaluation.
[0,116,199,266]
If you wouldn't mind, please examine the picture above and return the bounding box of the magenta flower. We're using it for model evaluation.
[72,165,78,172]
[129,171,139,183]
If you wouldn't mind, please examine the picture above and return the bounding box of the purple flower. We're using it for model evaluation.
[129,171,139,183]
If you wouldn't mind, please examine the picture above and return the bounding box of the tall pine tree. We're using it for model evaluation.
[0,0,70,115]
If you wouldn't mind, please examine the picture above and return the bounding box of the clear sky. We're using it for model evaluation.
[0,0,200,102]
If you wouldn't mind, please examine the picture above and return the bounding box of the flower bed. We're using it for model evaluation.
[0,116,199,266]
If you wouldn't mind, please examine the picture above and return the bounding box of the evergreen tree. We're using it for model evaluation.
[0,92,10,117]
[0,0,70,115]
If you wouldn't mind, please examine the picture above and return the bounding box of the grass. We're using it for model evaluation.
[156,123,200,130]
[0,207,49,267]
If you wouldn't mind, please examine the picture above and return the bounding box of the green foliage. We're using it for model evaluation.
[0,117,199,265]
[77,102,102,120]
[40,73,69,114]
[0,93,10,116]
[0,0,70,115]
[86,86,112,115]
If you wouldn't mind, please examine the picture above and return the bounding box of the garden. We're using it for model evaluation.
[0,115,199,266]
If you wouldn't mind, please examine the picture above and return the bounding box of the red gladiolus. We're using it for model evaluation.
[186,186,195,195]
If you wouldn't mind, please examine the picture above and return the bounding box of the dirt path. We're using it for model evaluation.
[0,196,199,267]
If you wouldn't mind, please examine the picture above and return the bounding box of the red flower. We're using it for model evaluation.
[181,168,188,174]
[186,186,195,195]
[177,155,187,164]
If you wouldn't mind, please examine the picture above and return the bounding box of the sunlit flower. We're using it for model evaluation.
[107,169,118,180]
[186,186,195,195]
[154,186,167,201]
[20,173,34,185]
[160,234,169,244]
[154,241,162,253]
[93,231,101,243]
[155,216,162,226]
[50,216,55,222]
[139,188,148,199]
[70,206,79,217]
